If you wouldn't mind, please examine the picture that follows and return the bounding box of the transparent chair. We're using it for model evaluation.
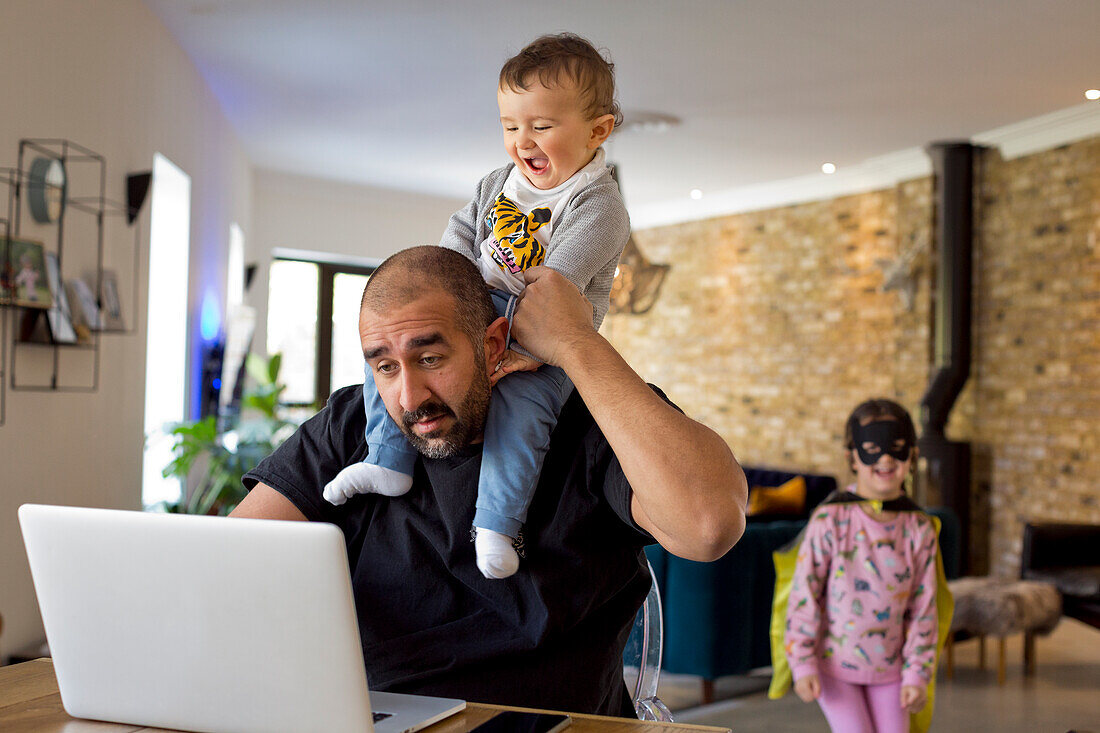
[623,557,675,722]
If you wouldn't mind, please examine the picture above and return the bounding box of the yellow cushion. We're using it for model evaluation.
[747,475,807,517]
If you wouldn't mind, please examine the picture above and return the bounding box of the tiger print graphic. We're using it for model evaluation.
[485,193,551,275]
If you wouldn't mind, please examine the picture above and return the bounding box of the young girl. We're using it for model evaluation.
[769,399,952,733]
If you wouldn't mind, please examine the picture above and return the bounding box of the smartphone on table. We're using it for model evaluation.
[469,711,572,733]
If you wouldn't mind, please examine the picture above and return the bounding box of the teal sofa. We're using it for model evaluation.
[644,466,961,704]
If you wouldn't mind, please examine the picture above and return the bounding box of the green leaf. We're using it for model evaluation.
[245,352,270,387]
[267,352,282,384]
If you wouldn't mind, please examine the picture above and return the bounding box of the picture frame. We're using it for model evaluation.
[0,236,9,303]
[2,236,52,309]
[99,269,125,331]
[218,304,257,416]
[44,252,77,344]
[17,308,53,344]
[66,277,102,331]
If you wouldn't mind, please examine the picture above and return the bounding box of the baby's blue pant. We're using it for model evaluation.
[361,289,573,537]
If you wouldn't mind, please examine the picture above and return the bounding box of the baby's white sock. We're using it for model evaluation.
[474,528,520,579]
[323,463,413,505]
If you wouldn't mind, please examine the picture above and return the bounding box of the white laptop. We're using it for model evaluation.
[18,503,465,733]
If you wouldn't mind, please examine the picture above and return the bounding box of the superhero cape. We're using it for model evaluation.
[767,491,954,733]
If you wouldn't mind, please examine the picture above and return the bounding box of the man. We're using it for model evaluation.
[232,246,746,716]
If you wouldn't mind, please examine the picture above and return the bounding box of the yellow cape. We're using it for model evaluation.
[767,500,954,733]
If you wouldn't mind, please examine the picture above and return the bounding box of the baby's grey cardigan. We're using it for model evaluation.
[438,162,631,331]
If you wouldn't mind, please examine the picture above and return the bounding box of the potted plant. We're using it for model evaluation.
[157,352,295,515]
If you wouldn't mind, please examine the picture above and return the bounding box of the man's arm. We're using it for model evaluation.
[230,482,308,521]
[511,267,747,561]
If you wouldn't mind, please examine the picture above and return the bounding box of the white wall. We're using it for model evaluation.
[0,0,251,657]
[247,169,467,356]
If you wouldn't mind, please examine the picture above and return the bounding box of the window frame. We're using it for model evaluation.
[270,255,376,408]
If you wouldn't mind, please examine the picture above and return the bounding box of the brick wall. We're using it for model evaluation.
[966,140,1100,575]
[603,136,1100,576]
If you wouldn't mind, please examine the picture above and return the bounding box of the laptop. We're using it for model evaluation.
[18,503,465,733]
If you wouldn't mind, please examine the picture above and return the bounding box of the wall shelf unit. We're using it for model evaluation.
[0,166,17,425]
[2,138,140,407]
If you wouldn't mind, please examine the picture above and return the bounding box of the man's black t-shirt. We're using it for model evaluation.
[243,384,656,716]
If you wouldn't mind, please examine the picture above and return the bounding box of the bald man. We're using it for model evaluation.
[232,246,746,716]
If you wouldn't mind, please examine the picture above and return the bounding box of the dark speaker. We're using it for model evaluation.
[199,339,225,420]
[126,172,152,225]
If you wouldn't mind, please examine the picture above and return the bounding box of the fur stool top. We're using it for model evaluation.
[948,577,1062,637]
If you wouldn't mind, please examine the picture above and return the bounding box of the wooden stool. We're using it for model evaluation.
[944,577,1061,685]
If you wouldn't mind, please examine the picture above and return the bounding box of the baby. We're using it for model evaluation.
[324,33,631,580]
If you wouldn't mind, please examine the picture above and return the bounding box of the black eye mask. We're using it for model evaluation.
[853,420,913,465]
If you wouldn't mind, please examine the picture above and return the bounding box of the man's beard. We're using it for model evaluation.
[398,361,491,459]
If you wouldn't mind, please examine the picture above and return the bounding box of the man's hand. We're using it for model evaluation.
[511,266,596,368]
[900,684,927,713]
[510,267,745,563]
[794,674,821,703]
[489,348,544,387]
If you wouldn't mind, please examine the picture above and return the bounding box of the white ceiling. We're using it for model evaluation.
[145,0,1100,226]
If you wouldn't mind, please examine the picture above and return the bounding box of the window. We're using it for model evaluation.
[227,222,245,308]
[266,253,377,407]
[267,259,317,404]
[331,270,372,393]
[141,154,191,508]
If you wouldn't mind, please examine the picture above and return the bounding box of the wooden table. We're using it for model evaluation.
[0,660,729,733]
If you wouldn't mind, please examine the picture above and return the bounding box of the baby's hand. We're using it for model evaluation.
[900,684,927,713]
[793,674,821,703]
[490,349,543,386]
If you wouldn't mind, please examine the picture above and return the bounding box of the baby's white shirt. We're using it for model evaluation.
[478,148,608,295]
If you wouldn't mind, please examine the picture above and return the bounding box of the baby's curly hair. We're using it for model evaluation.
[499,32,623,128]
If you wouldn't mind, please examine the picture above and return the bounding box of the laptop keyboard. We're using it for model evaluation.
[373,712,393,723]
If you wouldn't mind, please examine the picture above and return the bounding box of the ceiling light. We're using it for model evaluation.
[821,162,837,175]
[690,189,703,200]
[1086,89,1100,101]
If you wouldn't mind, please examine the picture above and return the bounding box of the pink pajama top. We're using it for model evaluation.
[784,501,940,688]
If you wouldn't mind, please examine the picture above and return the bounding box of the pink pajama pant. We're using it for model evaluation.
[816,672,908,733]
